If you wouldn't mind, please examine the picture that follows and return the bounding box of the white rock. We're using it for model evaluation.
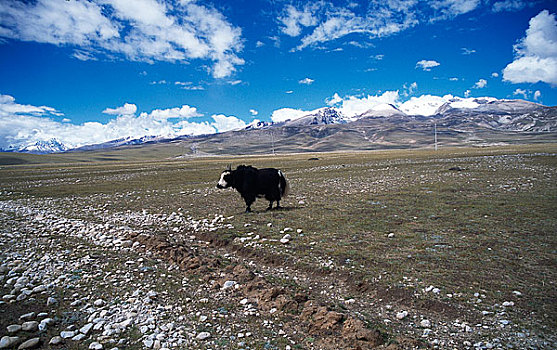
[93,299,105,307]
[7,325,22,333]
[196,332,211,340]
[16,337,40,349]
[222,281,236,290]
[60,331,76,339]
[72,334,86,341]
[49,336,63,345]
[396,311,408,320]
[21,321,39,332]
[0,336,20,349]
[89,342,103,350]
[143,338,154,348]
[420,319,431,328]
[80,323,93,335]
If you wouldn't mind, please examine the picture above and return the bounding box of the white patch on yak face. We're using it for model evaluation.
[217,171,231,188]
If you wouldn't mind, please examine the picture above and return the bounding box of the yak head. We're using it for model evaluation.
[217,165,233,189]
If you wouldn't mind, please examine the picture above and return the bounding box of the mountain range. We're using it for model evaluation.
[3,97,556,155]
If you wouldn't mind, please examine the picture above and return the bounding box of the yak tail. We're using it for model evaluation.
[278,170,289,198]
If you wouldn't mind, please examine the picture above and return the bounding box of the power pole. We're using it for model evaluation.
[434,122,438,151]
[270,130,275,156]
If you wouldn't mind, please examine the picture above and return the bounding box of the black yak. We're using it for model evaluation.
[216,165,289,212]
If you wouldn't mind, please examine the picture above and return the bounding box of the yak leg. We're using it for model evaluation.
[275,199,282,209]
[243,194,255,213]
[267,201,273,211]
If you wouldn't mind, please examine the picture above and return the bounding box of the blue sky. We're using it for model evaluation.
[1,0,556,149]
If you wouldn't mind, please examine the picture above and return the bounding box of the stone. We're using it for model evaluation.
[7,325,22,333]
[38,318,54,331]
[396,311,408,320]
[49,336,63,345]
[93,299,105,307]
[20,312,35,321]
[17,338,40,349]
[89,342,103,349]
[196,332,211,340]
[420,319,431,328]
[0,336,21,349]
[60,331,76,339]
[80,323,93,335]
[46,297,57,306]
[222,281,236,290]
[72,334,86,341]
[21,321,39,332]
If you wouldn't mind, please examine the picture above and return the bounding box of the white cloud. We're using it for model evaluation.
[491,72,500,78]
[210,114,246,132]
[0,94,62,117]
[270,108,312,123]
[285,90,293,94]
[326,91,400,118]
[461,47,476,55]
[279,4,319,37]
[0,94,220,150]
[102,103,137,116]
[534,90,541,101]
[249,109,258,116]
[464,89,471,98]
[503,10,557,85]
[449,77,459,81]
[473,78,487,89]
[513,88,528,99]
[416,60,440,71]
[429,0,481,21]
[402,82,418,97]
[398,94,448,116]
[281,1,483,51]
[0,0,244,78]
[299,77,314,85]
[492,0,527,13]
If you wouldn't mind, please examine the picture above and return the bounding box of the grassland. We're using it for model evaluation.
[1,144,556,348]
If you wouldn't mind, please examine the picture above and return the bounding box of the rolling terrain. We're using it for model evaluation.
[1,144,556,349]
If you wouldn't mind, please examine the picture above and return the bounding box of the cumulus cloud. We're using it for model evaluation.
[0,94,224,150]
[503,10,557,85]
[0,94,62,117]
[299,77,314,85]
[0,0,244,78]
[249,109,258,116]
[210,114,246,132]
[473,78,487,89]
[326,91,400,118]
[271,108,313,123]
[102,103,137,116]
[416,60,440,71]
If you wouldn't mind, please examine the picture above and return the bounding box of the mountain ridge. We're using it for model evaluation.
[2,97,555,155]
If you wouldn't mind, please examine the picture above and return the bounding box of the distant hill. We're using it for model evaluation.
[2,97,556,156]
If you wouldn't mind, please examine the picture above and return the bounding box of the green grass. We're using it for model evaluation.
[1,144,556,333]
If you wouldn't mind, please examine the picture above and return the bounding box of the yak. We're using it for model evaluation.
[216,165,289,212]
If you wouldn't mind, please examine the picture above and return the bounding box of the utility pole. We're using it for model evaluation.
[270,130,275,156]
[434,122,438,151]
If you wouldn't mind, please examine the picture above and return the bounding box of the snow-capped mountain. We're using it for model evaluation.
[1,97,554,155]
[6,138,70,154]
[244,119,273,130]
[284,107,347,126]
[72,135,165,152]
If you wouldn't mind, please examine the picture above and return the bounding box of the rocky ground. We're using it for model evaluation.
[1,147,556,349]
